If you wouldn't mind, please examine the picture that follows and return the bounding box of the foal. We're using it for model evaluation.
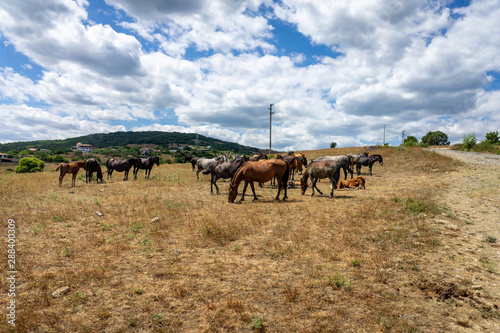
[55,160,87,187]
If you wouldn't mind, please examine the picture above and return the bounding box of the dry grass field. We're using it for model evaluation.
[1,147,499,332]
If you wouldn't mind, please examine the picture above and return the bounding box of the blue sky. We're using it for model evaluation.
[0,0,499,150]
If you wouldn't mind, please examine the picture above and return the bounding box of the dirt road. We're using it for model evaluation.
[427,148,500,331]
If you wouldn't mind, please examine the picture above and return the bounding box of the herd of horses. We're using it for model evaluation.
[187,151,383,203]
[54,156,160,187]
[54,150,383,204]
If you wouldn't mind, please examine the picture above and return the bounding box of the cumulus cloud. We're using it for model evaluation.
[0,0,499,149]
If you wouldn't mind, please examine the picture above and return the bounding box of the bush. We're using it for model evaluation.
[15,157,45,173]
[403,136,419,147]
[330,142,337,148]
[485,131,499,144]
[462,133,477,151]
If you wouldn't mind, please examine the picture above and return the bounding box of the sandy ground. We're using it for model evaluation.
[429,148,500,331]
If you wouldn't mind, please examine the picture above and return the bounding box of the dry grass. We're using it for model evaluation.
[1,147,497,332]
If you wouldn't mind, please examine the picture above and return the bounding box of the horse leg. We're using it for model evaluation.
[369,164,373,176]
[249,181,258,201]
[329,177,336,197]
[213,174,220,195]
[240,181,250,202]
[356,164,361,176]
[72,173,76,187]
[59,172,64,187]
[313,178,323,196]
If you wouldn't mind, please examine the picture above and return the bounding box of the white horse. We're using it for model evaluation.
[195,155,227,180]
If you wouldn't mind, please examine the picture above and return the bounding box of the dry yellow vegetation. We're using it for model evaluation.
[1,147,499,332]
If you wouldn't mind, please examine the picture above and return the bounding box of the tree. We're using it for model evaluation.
[15,157,45,173]
[330,142,337,149]
[403,136,419,146]
[485,131,499,144]
[421,131,449,146]
[462,133,477,151]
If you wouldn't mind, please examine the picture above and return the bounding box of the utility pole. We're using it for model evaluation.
[383,125,386,145]
[401,130,406,145]
[269,103,274,155]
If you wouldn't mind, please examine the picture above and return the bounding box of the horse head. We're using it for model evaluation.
[228,183,238,203]
[300,176,308,195]
[154,156,160,166]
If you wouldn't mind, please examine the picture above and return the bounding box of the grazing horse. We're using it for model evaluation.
[85,158,103,183]
[106,157,139,181]
[134,156,160,179]
[195,155,227,180]
[311,155,355,180]
[355,154,383,176]
[55,160,86,187]
[203,155,249,194]
[228,159,290,203]
[300,160,341,197]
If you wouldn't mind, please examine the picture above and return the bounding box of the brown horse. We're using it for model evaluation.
[55,160,87,187]
[228,159,289,203]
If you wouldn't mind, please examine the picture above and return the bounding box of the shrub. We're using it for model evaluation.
[15,157,45,173]
[403,136,419,147]
[485,131,499,144]
[462,133,477,151]
[330,142,337,148]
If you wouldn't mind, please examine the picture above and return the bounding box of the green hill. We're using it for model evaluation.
[0,131,261,155]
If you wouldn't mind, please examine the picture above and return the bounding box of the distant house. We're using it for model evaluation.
[28,148,38,152]
[140,148,160,157]
[0,153,11,162]
[71,142,95,153]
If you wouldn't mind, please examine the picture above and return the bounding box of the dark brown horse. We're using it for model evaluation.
[55,160,86,187]
[85,158,103,183]
[228,159,289,203]
[300,160,341,197]
[134,156,160,179]
[106,157,139,181]
[203,155,248,194]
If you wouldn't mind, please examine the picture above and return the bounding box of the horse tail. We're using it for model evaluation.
[55,164,61,172]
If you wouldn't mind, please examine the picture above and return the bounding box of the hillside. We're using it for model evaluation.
[0,131,260,155]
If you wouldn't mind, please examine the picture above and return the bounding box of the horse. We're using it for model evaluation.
[188,157,200,171]
[285,155,303,181]
[295,153,308,170]
[355,154,383,176]
[134,156,160,179]
[55,160,86,187]
[300,160,341,198]
[311,155,355,180]
[228,159,290,203]
[203,155,249,194]
[249,152,268,161]
[195,155,227,180]
[85,158,103,183]
[106,157,139,181]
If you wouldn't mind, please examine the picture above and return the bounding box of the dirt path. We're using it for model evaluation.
[428,148,500,331]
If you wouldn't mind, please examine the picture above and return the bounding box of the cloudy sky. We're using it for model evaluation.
[0,0,499,150]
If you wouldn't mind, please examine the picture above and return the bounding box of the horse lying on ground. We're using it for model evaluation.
[355,154,383,176]
[55,160,86,187]
[228,159,289,203]
[85,158,103,183]
[106,157,139,181]
[300,160,341,197]
[134,156,160,179]
[202,155,249,194]
[337,176,366,190]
